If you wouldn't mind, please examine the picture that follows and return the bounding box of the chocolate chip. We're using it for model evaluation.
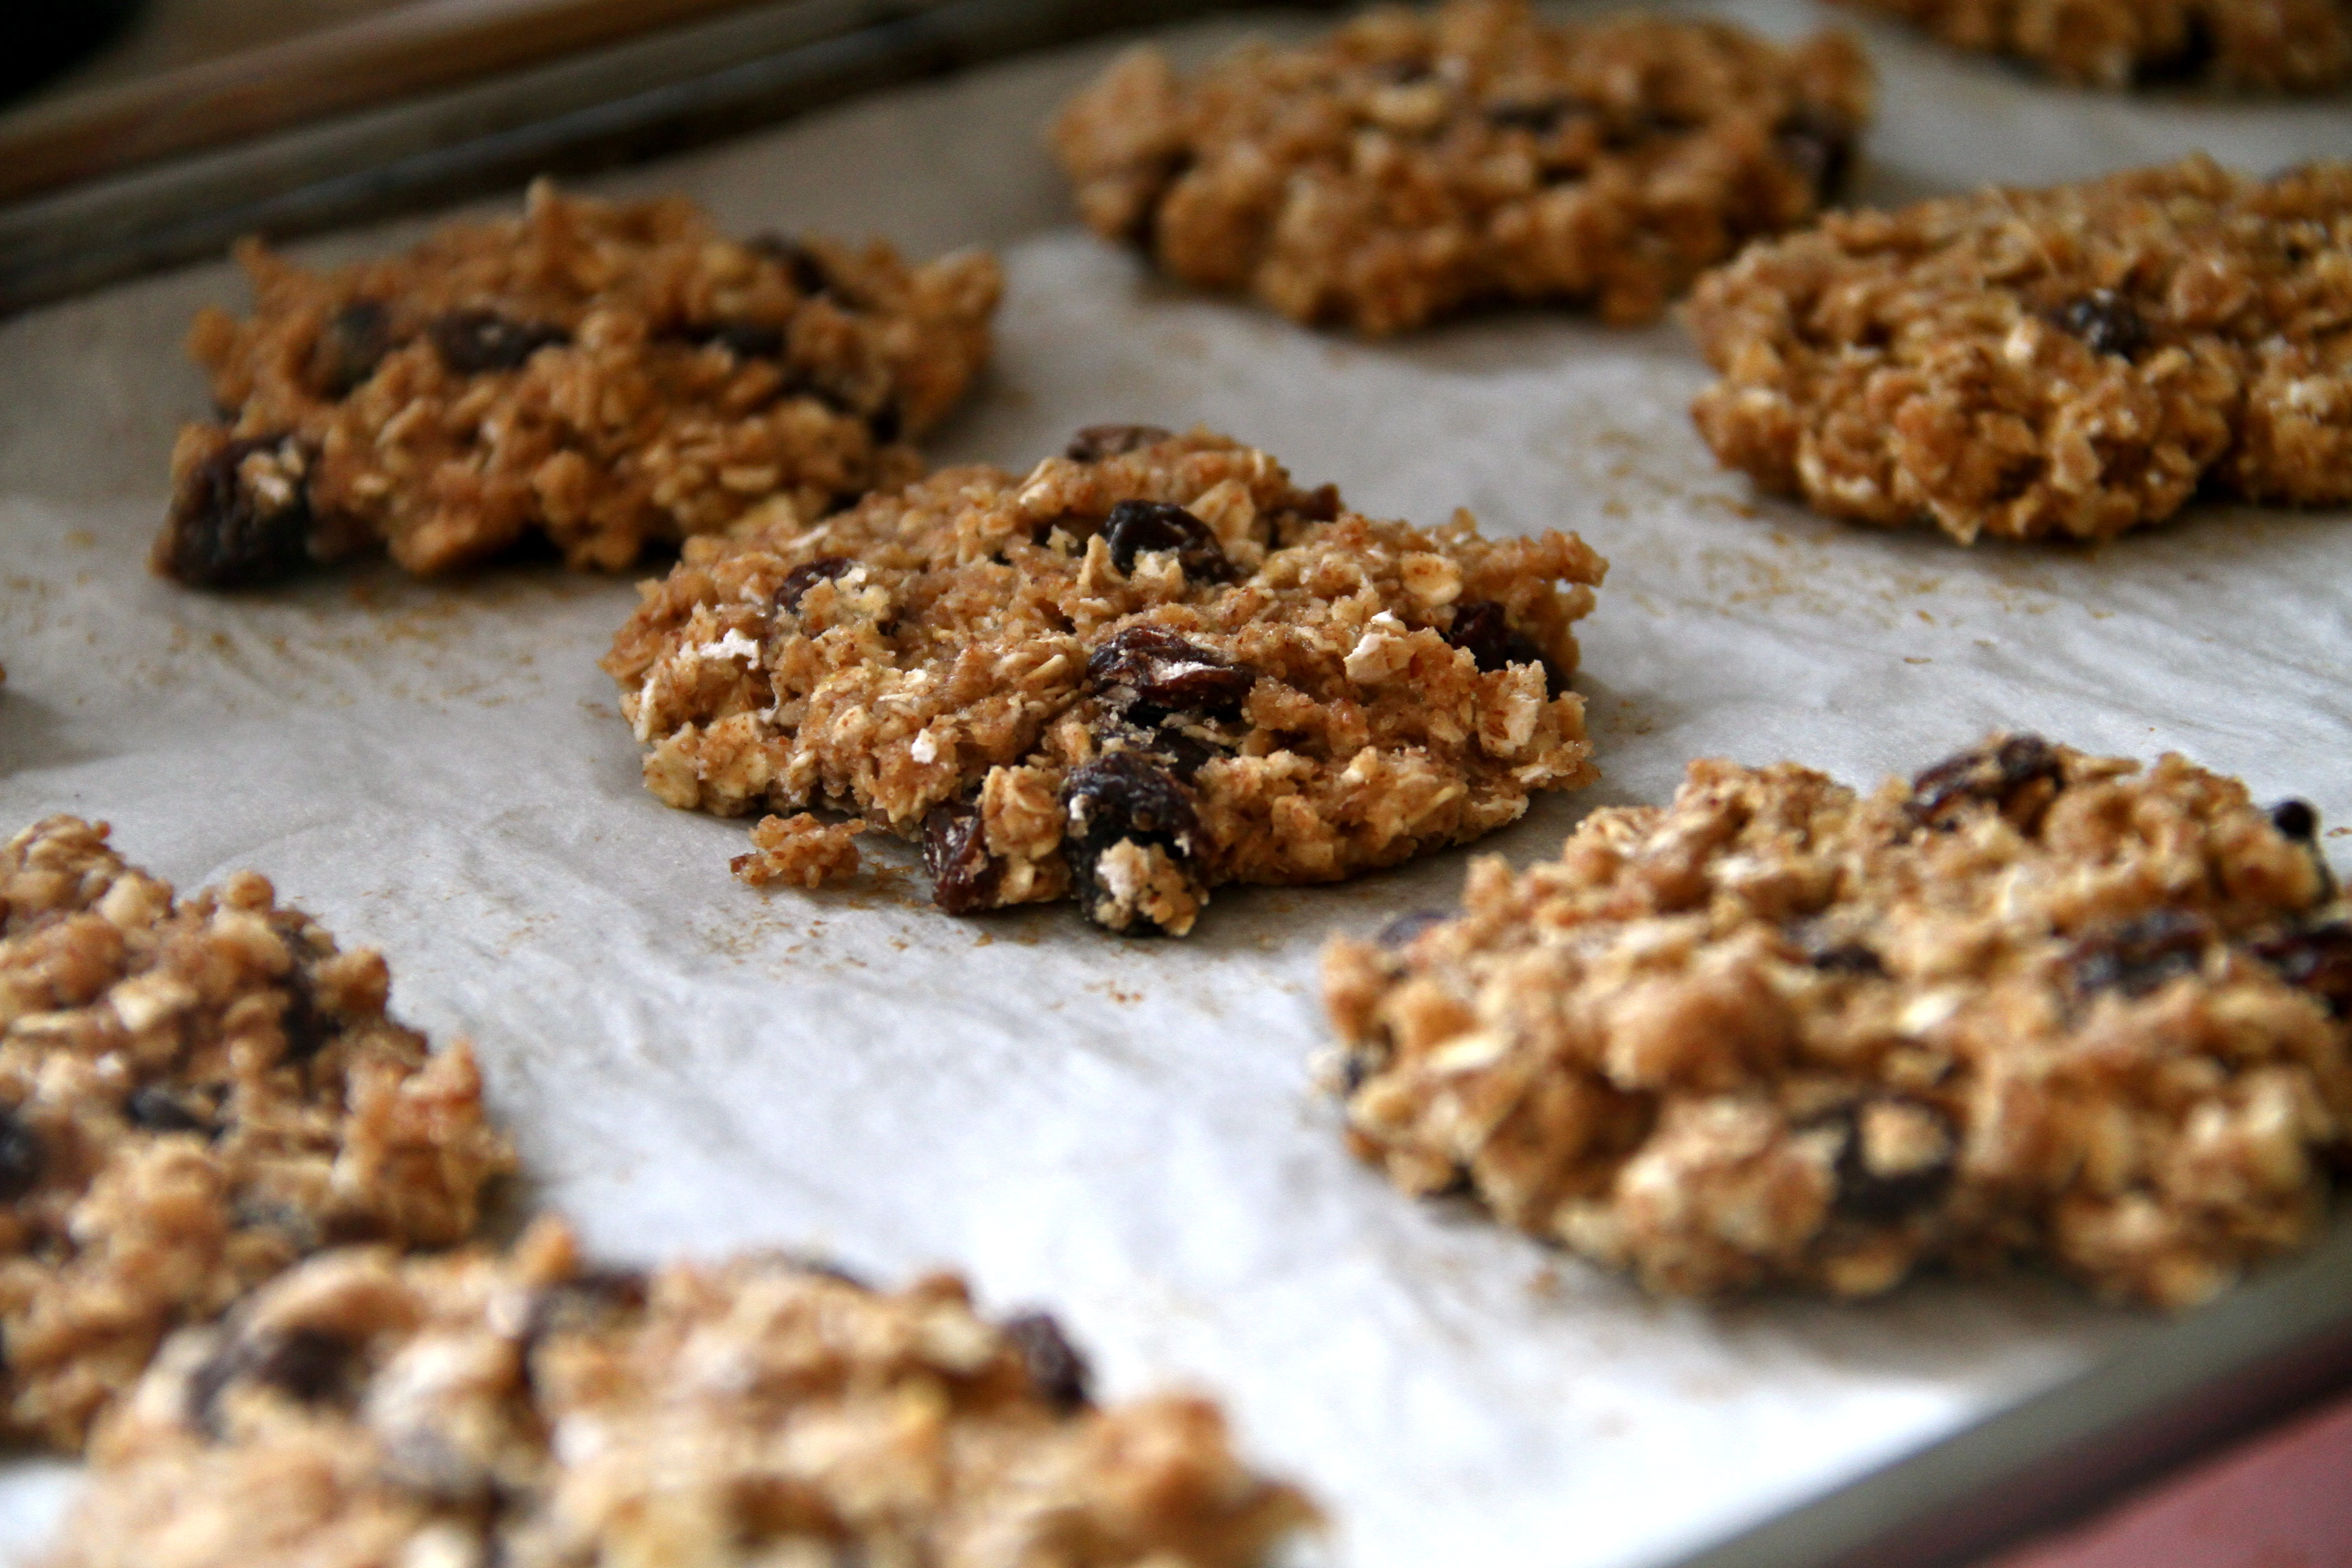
[1001,1311,1093,1414]
[189,1326,358,1432]
[0,1107,42,1200]
[777,556,855,614]
[2270,799,2318,841]
[1907,735,2063,826]
[924,800,1005,916]
[750,235,833,299]
[2049,291,2148,361]
[1087,625,1255,718]
[1820,1097,1957,1222]
[309,300,392,398]
[428,309,571,375]
[2070,909,2211,999]
[2250,921,2352,1016]
[1062,751,1206,936]
[1773,107,1854,201]
[1102,500,1234,583]
[1376,909,1451,947]
[1444,600,1556,690]
[154,432,321,589]
[1066,424,1172,462]
[125,1085,211,1136]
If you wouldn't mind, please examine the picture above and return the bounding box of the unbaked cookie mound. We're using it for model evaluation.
[1323,736,2351,1306]
[56,1220,1316,1568]
[606,427,1606,936]
[0,817,513,1449]
[1051,0,1872,333]
[1687,156,2352,544]
[157,181,1002,584]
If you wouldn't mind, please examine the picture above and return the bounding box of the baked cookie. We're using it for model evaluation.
[1838,0,2352,91]
[0,817,513,1448]
[605,427,1606,936]
[1049,0,1871,333]
[1322,736,2352,1306]
[157,181,1002,584]
[57,1219,1316,1568]
[1687,156,2352,544]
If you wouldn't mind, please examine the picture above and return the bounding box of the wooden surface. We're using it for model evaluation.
[0,0,769,201]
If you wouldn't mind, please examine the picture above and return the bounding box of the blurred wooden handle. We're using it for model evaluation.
[0,0,767,203]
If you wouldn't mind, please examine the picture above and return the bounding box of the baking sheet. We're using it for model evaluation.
[1,4,2348,1563]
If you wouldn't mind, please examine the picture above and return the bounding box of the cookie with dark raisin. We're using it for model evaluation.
[0,817,513,1449]
[59,1220,1314,1568]
[1838,0,2351,92]
[1049,0,1872,333]
[604,427,1606,935]
[158,181,1001,583]
[1322,735,2352,1306]
[1688,156,2352,544]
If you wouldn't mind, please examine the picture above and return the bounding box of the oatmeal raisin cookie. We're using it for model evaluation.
[606,427,1606,936]
[1322,736,2352,1306]
[0,817,513,1449]
[158,181,1002,583]
[1050,0,1871,333]
[1839,0,2352,91]
[1687,156,2352,544]
[56,1219,1316,1568]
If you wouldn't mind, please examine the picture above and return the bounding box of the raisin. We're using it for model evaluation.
[777,556,854,614]
[155,432,321,589]
[750,234,833,299]
[1907,734,2063,826]
[1485,96,1590,132]
[0,1107,42,1200]
[1087,625,1255,718]
[1288,483,1342,524]
[1376,909,1451,947]
[1001,1311,1093,1413]
[2270,799,2318,841]
[2134,11,2217,83]
[124,1085,211,1136]
[1065,424,1172,462]
[1809,943,1886,976]
[2049,291,2148,361]
[1812,1097,1956,1222]
[1773,107,1854,201]
[188,1327,358,1432]
[279,968,338,1062]
[676,321,788,360]
[924,800,1004,916]
[2070,909,2211,998]
[1102,500,1233,583]
[1444,600,1556,690]
[1102,719,1220,779]
[2250,922,2352,1016]
[867,401,902,445]
[1372,58,1435,84]
[428,309,571,374]
[1061,751,1206,936]
[309,300,393,398]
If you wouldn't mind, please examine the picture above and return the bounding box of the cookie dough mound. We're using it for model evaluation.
[57,1220,1317,1568]
[1050,0,1872,333]
[157,180,1003,584]
[1839,0,2352,91]
[0,817,513,1449]
[1687,156,2352,544]
[606,427,1606,936]
[1322,737,2352,1306]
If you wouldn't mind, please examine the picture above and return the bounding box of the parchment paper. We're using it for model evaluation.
[1,4,2347,1563]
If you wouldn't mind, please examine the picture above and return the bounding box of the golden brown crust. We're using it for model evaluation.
[1050,0,1872,332]
[56,1221,1317,1568]
[1687,157,2352,544]
[0,817,514,1449]
[604,428,1606,936]
[1838,0,2352,90]
[1322,737,2352,1306]
[157,181,1001,583]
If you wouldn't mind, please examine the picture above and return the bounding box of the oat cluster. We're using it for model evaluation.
[605,428,1605,935]
[54,1219,1317,1568]
[157,181,1002,583]
[1050,0,1872,333]
[1687,156,2352,544]
[0,818,514,1449]
[1838,0,2352,91]
[1323,737,2352,1305]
